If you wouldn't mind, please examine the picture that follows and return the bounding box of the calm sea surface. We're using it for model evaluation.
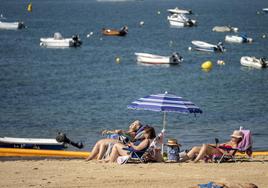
[0,0,267,150]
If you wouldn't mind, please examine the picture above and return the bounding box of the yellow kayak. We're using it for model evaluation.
[0,148,268,158]
[0,148,90,158]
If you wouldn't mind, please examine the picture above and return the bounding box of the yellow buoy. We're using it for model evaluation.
[27,3,32,12]
[115,57,121,64]
[201,61,213,70]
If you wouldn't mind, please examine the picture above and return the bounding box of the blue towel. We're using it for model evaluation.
[198,182,223,188]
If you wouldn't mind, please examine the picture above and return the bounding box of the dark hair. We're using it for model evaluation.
[144,127,156,139]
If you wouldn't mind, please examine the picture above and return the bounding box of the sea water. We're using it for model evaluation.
[0,0,267,150]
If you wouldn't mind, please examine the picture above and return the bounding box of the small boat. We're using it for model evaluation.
[167,14,197,27]
[0,21,25,30]
[263,8,268,13]
[212,26,238,32]
[240,56,268,69]
[40,32,82,48]
[0,137,65,150]
[0,133,83,150]
[102,26,128,36]
[167,7,192,14]
[135,52,183,65]
[225,35,253,43]
[190,40,225,52]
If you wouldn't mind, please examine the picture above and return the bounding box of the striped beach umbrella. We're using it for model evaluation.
[128,91,202,130]
[128,91,202,152]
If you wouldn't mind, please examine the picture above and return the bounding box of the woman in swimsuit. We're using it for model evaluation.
[105,127,156,163]
[182,130,244,163]
[85,120,143,161]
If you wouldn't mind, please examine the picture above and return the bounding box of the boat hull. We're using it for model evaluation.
[0,21,25,30]
[191,40,224,53]
[167,15,196,27]
[0,137,65,150]
[40,38,81,47]
[135,53,181,65]
[240,56,267,69]
[263,8,268,13]
[167,9,192,14]
[212,26,238,32]
[225,35,253,43]
[102,28,128,36]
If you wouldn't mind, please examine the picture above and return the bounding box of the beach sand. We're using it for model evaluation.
[0,157,267,188]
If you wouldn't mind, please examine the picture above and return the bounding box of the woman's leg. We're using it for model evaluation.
[194,144,222,163]
[186,146,201,160]
[109,143,129,163]
[85,139,117,161]
[97,143,108,160]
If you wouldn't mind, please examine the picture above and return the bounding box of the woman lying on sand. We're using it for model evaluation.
[181,130,244,163]
[105,127,156,163]
[85,120,145,161]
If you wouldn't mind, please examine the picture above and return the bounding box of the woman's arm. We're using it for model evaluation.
[128,139,149,151]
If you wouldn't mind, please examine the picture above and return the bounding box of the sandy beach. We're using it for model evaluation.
[0,157,267,188]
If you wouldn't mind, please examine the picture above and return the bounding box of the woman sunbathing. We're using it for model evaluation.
[105,127,156,163]
[85,120,143,161]
[181,130,244,163]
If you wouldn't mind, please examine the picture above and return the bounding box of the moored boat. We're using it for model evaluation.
[225,35,253,43]
[40,32,82,48]
[135,52,183,65]
[0,133,83,150]
[0,21,25,30]
[167,14,197,27]
[0,137,65,150]
[263,8,268,13]
[167,7,192,14]
[190,40,225,52]
[240,56,268,69]
[212,26,238,32]
[102,26,128,36]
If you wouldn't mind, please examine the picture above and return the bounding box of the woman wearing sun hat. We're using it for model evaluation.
[180,130,244,163]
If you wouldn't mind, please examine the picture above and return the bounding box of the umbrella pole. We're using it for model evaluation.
[161,112,167,155]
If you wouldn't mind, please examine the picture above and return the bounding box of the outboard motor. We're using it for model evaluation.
[72,35,82,47]
[216,42,225,52]
[18,22,25,29]
[119,26,128,36]
[170,52,183,64]
[260,57,267,68]
[56,132,84,149]
[187,20,194,27]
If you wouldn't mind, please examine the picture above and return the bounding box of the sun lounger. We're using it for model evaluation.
[213,128,253,163]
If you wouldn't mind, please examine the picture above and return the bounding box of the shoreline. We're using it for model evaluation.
[0,157,267,188]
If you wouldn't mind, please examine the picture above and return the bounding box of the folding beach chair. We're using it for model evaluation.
[119,130,164,164]
[214,128,253,163]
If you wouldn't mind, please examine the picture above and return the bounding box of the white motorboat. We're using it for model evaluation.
[0,137,65,150]
[167,7,192,14]
[225,35,253,43]
[212,26,238,32]
[40,32,82,48]
[263,8,268,13]
[135,52,183,65]
[190,40,225,52]
[0,133,84,150]
[0,21,25,30]
[240,56,268,69]
[167,14,197,27]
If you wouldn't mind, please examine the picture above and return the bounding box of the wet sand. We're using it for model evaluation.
[0,157,267,188]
